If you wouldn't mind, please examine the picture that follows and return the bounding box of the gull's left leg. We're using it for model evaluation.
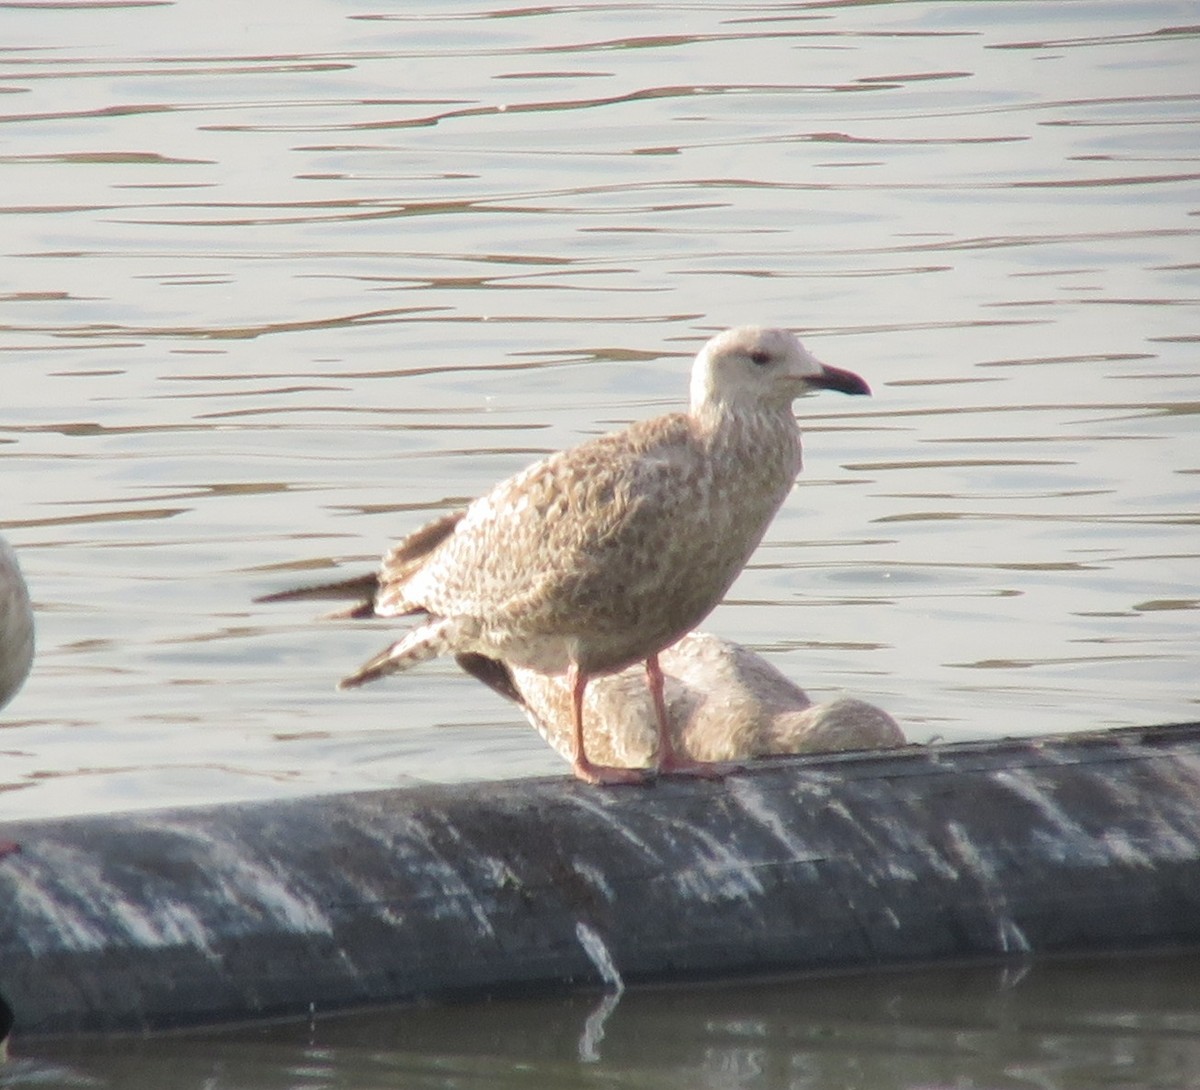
[644,653,721,778]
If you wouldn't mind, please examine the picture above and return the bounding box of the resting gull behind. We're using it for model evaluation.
[458,630,905,767]
[258,326,869,784]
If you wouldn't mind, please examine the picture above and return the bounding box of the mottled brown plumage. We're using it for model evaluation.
[259,326,869,784]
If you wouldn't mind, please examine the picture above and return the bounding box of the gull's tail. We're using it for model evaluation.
[339,617,464,689]
[255,511,465,621]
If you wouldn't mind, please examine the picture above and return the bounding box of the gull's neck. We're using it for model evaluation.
[689,391,797,436]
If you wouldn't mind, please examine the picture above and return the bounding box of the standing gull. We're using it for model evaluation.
[258,326,869,784]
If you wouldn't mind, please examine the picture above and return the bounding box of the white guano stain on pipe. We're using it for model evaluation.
[728,778,819,859]
[150,822,335,937]
[571,860,615,901]
[574,920,624,994]
[10,841,219,956]
[667,820,766,902]
[562,794,663,860]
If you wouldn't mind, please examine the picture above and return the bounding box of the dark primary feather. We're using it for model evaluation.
[455,652,525,706]
[255,510,466,618]
[254,572,378,606]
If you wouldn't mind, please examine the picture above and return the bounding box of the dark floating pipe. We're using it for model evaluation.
[3,722,1200,1038]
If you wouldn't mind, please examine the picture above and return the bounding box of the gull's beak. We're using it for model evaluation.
[811,362,870,397]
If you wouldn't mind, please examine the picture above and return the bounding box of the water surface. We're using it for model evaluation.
[3,0,1195,818]
[1,0,1198,1084]
[9,952,1200,1088]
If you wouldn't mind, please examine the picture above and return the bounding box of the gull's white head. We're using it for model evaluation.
[689,326,870,415]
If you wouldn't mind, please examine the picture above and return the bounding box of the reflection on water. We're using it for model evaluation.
[9,952,1200,1089]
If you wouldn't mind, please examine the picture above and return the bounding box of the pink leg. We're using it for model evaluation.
[568,662,651,786]
[645,653,723,779]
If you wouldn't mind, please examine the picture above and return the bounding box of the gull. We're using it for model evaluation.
[0,536,34,714]
[258,326,869,784]
[458,630,905,768]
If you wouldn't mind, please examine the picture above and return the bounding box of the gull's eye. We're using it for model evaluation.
[749,350,770,367]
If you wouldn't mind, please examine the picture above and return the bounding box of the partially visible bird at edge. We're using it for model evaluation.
[257,326,870,785]
[0,535,34,716]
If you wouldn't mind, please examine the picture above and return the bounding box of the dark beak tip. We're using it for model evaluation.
[817,364,871,397]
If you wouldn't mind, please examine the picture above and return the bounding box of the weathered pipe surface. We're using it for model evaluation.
[3,722,1200,1036]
